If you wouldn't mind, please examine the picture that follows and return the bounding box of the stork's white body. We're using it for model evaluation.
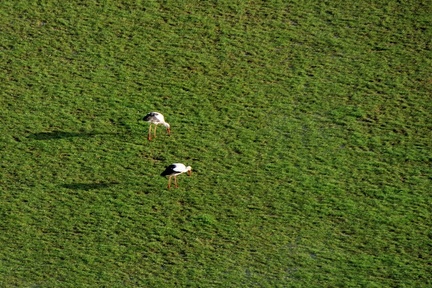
[143,112,170,141]
[161,163,192,189]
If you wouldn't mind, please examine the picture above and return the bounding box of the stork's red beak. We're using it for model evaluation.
[188,170,192,176]
[167,127,171,135]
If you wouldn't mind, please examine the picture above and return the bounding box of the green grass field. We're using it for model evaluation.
[1,0,431,286]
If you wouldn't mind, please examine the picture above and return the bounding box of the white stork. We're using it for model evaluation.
[143,112,170,141]
[160,163,192,189]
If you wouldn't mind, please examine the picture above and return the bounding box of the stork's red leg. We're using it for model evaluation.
[148,124,152,141]
[174,176,178,188]
[168,176,172,189]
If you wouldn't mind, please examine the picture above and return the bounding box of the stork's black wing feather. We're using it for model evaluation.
[160,164,178,176]
[143,112,157,121]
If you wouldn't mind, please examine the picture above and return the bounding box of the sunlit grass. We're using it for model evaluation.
[1,0,431,286]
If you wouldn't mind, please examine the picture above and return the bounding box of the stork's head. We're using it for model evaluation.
[186,166,192,176]
[164,123,171,135]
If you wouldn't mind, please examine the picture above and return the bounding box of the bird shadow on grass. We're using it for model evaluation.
[28,130,118,140]
[61,182,120,191]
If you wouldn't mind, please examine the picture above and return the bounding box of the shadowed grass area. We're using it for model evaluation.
[61,182,120,191]
[27,131,118,140]
[1,0,431,287]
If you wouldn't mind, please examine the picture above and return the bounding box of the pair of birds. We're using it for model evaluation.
[143,112,192,189]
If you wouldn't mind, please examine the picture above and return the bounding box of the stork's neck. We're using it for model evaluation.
[162,122,170,128]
